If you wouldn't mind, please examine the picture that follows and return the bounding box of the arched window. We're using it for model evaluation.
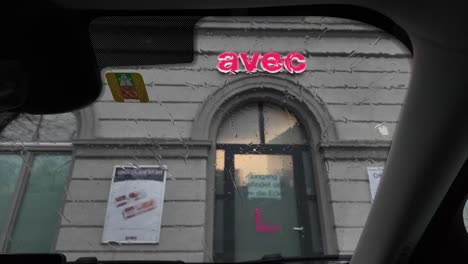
[0,112,77,253]
[214,102,323,262]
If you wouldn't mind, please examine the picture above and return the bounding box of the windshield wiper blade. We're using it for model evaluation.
[70,257,185,264]
[240,254,352,264]
[68,255,352,264]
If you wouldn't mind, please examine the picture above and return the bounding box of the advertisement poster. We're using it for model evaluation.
[102,165,167,244]
[367,167,384,202]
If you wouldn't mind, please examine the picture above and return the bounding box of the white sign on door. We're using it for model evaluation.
[102,165,167,244]
[247,175,282,200]
[367,167,384,202]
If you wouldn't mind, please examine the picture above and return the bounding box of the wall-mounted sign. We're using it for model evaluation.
[248,175,282,200]
[102,165,167,244]
[217,52,307,74]
[367,166,384,202]
[105,72,149,103]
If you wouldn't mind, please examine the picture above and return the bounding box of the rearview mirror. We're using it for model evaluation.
[0,4,199,114]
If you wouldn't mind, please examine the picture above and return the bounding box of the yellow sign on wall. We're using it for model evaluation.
[105,72,149,103]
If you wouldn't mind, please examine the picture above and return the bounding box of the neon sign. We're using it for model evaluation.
[217,52,307,74]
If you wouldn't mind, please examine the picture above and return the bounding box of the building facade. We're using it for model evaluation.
[0,16,419,262]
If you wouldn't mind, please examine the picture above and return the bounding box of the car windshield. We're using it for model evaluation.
[0,16,415,263]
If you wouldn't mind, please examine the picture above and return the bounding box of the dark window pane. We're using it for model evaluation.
[0,155,23,230]
[7,155,72,253]
[213,199,224,262]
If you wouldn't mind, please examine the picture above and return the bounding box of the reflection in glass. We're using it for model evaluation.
[0,155,23,231]
[7,155,72,253]
[38,113,78,141]
[217,104,260,144]
[0,115,40,142]
[0,113,77,142]
[264,104,306,144]
[218,103,308,145]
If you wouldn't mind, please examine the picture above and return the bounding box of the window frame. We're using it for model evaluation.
[0,146,74,252]
[214,102,326,261]
[215,144,321,261]
[0,112,79,252]
[193,76,340,260]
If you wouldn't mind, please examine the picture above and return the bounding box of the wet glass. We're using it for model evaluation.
[38,113,78,141]
[232,154,300,261]
[0,113,77,142]
[264,104,306,144]
[0,115,40,142]
[0,15,412,262]
[7,155,72,253]
[217,104,261,144]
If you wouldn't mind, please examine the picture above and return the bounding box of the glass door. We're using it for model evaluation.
[218,145,315,262]
[213,103,323,262]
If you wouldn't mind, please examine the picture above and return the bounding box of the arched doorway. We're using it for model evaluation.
[213,102,324,261]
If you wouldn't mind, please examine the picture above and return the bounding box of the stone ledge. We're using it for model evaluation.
[73,139,212,159]
[320,140,391,160]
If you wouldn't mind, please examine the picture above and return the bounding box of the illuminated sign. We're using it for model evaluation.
[217,52,307,74]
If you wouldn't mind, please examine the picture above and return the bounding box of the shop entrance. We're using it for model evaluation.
[214,103,323,262]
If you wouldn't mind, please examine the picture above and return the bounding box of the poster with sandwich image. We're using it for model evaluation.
[102,165,167,244]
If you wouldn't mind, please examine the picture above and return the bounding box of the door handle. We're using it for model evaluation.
[293,226,304,231]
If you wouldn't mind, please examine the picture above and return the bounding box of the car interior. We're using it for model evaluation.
[0,0,467,263]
